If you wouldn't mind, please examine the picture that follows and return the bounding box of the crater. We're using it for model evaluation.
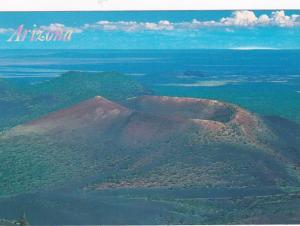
[126,95,237,123]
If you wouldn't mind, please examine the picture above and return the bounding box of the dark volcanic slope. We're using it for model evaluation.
[126,96,293,152]
[0,96,300,197]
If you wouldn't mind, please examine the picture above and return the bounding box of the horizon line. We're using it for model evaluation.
[0,48,299,51]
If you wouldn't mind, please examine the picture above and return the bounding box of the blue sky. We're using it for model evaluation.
[0,10,300,49]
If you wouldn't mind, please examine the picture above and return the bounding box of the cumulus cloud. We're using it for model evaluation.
[0,10,299,35]
[220,10,300,27]
[82,10,300,32]
[1,23,83,34]
[39,23,83,33]
[84,20,174,31]
[84,19,218,31]
[220,10,258,26]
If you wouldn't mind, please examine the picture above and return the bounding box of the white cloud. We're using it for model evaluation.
[272,11,293,26]
[0,23,83,36]
[39,23,83,33]
[220,10,300,27]
[220,10,258,26]
[0,10,299,35]
[257,14,270,24]
[82,10,300,32]
[84,20,174,31]
[0,28,14,34]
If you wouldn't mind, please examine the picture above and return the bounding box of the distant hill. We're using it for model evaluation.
[0,71,149,130]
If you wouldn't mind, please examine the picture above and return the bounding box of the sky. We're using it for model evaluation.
[0,10,300,49]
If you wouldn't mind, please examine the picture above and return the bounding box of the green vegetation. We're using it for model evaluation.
[139,190,300,224]
[0,73,299,224]
[0,71,148,130]
[152,82,300,124]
